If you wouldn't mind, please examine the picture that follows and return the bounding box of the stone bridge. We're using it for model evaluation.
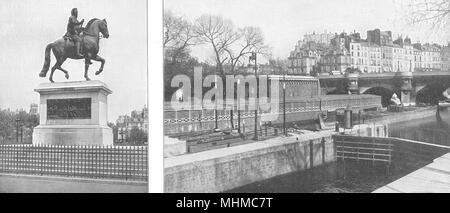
[318,71,450,106]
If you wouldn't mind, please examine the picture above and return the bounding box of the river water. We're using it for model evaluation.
[227,113,450,193]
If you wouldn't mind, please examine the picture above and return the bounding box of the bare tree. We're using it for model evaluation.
[164,10,200,63]
[163,10,178,48]
[405,0,450,33]
[269,57,288,74]
[224,27,271,74]
[195,15,240,75]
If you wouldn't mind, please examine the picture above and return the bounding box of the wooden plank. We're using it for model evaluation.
[337,156,391,162]
[337,150,392,156]
[336,146,393,152]
[337,152,391,160]
[335,141,394,147]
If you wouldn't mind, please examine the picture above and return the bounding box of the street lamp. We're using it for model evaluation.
[119,127,125,143]
[249,52,258,140]
[237,79,241,134]
[15,118,20,143]
[20,124,23,143]
[283,75,287,136]
[214,74,219,131]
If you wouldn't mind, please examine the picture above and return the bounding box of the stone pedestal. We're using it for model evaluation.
[32,81,113,146]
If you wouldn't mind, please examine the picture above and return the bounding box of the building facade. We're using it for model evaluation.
[441,45,450,71]
[29,104,38,115]
[115,105,148,142]
[302,31,336,45]
[367,29,393,46]
[418,43,442,71]
[289,28,449,75]
[288,49,320,75]
[320,52,351,74]
[381,45,394,72]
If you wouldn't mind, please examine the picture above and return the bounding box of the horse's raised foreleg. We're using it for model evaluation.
[92,55,105,75]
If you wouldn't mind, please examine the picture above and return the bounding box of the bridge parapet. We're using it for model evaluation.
[319,71,450,106]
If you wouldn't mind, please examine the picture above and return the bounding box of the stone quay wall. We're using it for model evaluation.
[165,130,343,193]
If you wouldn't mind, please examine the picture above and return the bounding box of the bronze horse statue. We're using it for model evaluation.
[39,18,110,82]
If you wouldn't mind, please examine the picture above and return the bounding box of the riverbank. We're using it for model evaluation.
[364,106,436,125]
[164,106,438,192]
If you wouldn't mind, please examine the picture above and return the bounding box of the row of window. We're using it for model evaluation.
[350,47,441,56]
[350,52,442,62]
[351,45,381,52]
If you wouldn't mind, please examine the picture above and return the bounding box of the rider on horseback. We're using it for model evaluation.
[40,14,109,82]
[66,8,84,57]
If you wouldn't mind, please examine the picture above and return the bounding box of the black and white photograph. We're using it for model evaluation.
[0,0,148,192]
[4,0,450,197]
[163,0,450,193]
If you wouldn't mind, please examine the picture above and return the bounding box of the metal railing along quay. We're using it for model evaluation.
[164,94,381,125]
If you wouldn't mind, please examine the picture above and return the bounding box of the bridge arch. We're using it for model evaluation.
[362,86,396,107]
[415,84,449,105]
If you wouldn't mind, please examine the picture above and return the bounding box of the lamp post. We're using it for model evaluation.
[15,118,20,143]
[119,127,125,143]
[283,71,287,136]
[250,52,258,140]
[125,128,129,144]
[237,79,241,134]
[214,73,219,131]
[20,124,23,143]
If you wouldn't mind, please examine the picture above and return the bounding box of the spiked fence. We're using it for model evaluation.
[0,144,148,182]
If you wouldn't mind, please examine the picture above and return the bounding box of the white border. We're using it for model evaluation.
[148,0,164,193]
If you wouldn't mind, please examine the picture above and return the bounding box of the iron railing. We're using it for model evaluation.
[163,95,381,124]
[0,144,148,182]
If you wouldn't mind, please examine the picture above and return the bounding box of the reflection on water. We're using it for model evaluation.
[228,114,450,193]
[389,115,450,146]
[227,161,415,193]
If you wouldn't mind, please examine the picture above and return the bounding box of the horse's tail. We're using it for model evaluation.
[40,43,52,75]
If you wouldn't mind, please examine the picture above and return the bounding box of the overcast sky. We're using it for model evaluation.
[0,0,147,122]
[164,0,449,62]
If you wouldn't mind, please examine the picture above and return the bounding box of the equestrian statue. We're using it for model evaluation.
[39,8,110,82]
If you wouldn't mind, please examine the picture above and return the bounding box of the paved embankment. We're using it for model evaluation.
[373,152,450,193]
[0,173,147,193]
